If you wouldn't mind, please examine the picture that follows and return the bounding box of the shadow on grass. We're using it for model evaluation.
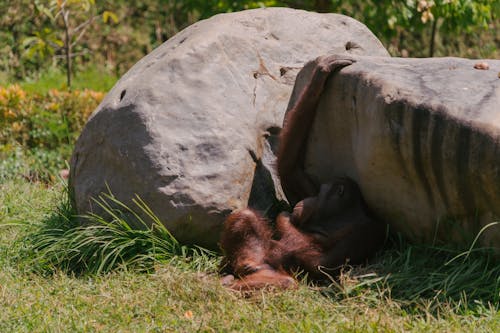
[319,233,499,314]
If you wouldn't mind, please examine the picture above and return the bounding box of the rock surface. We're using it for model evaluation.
[69,8,389,248]
[302,56,500,248]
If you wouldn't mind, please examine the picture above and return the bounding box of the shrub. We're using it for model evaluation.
[0,84,103,182]
[0,84,103,149]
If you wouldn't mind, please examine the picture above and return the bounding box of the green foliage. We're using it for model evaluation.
[0,84,103,148]
[0,144,71,182]
[26,0,116,87]
[0,84,103,182]
[1,0,498,83]
[18,188,218,275]
[0,1,44,79]
[327,0,499,57]
[430,0,497,31]
[21,27,61,60]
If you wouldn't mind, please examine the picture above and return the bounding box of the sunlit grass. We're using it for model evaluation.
[0,179,499,332]
[16,188,218,276]
[16,65,118,93]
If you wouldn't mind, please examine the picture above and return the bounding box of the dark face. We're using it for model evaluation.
[314,178,361,219]
[290,178,365,236]
[294,178,364,240]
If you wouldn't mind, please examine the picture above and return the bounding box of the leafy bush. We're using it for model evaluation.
[0,84,103,148]
[2,0,498,85]
[0,84,103,182]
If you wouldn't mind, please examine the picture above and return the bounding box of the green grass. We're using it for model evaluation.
[13,65,118,94]
[20,190,218,275]
[0,179,499,332]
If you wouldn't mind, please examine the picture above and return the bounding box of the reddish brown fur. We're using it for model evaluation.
[220,209,298,291]
[220,56,386,291]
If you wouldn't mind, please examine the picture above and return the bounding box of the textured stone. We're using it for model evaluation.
[69,8,389,248]
[302,56,500,248]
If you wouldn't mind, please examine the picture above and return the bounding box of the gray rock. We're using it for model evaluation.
[69,8,389,248]
[302,56,500,248]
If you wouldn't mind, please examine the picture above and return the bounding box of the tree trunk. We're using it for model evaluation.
[62,8,72,89]
[65,32,72,88]
[429,19,438,57]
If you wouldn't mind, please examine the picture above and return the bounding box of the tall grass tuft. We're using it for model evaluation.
[323,232,500,314]
[382,238,498,310]
[18,189,218,275]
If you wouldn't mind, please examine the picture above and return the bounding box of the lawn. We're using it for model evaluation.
[0,179,498,332]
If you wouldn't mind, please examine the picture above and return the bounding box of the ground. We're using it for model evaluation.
[0,179,498,332]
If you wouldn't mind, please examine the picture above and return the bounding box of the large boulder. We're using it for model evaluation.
[69,8,389,248]
[302,56,500,248]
